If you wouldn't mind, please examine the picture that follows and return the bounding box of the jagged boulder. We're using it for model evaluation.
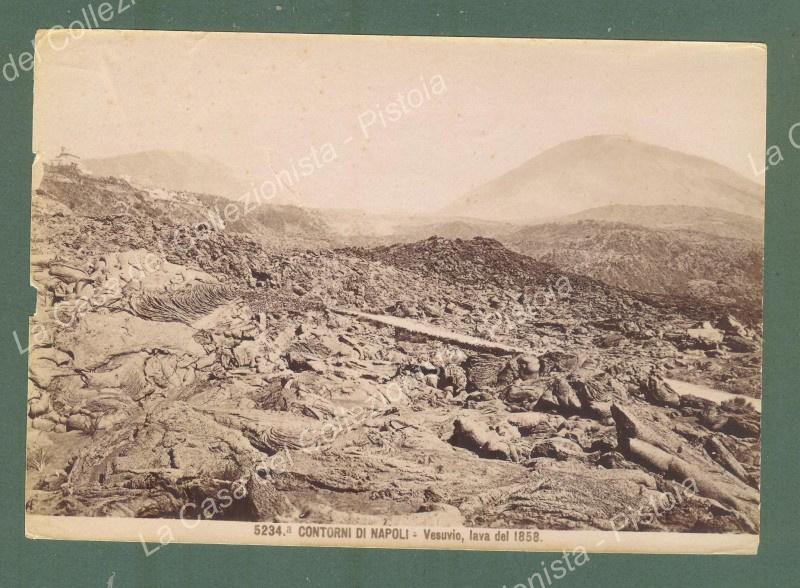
[500,382,546,410]
[611,403,759,531]
[66,413,93,433]
[538,351,585,375]
[717,314,748,338]
[686,321,724,348]
[515,355,540,380]
[28,389,51,418]
[49,262,91,284]
[641,376,680,408]
[529,437,584,461]
[704,435,757,488]
[438,364,467,392]
[597,333,625,348]
[536,377,582,413]
[507,412,565,437]
[724,335,758,353]
[449,417,518,461]
[571,373,628,409]
[701,404,761,439]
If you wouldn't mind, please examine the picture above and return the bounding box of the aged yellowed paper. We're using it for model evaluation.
[26,30,765,554]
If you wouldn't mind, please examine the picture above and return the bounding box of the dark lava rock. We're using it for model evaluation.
[641,376,680,408]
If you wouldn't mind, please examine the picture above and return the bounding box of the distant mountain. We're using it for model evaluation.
[442,135,764,222]
[82,150,248,200]
[503,219,762,309]
[39,145,764,312]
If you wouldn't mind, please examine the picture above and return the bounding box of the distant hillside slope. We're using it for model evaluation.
[222,203,333,243]
[340,235,759,323]
[344,235,606,295]
[380,220,518,245]
[503,219,762,309]
[381,204,762,243]
[442,135,764,222]
[82,150,248,200]
[554,204,763,242]
[34,163,333,249]
[333,203,763,310]
[35,162,207,223]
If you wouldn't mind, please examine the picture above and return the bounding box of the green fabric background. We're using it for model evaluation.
[1,1,798,586]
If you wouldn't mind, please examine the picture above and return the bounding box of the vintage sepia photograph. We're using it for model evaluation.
[25,31,765,554]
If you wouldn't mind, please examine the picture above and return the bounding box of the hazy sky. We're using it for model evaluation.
[33,31,767,213]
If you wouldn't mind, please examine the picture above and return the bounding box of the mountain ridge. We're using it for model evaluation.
[82,149,249,201]
[442,135,764,222]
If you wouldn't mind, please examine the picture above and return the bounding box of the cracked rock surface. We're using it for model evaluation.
[26,165,761,533]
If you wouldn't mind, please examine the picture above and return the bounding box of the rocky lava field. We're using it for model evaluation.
[26,165,761,534]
